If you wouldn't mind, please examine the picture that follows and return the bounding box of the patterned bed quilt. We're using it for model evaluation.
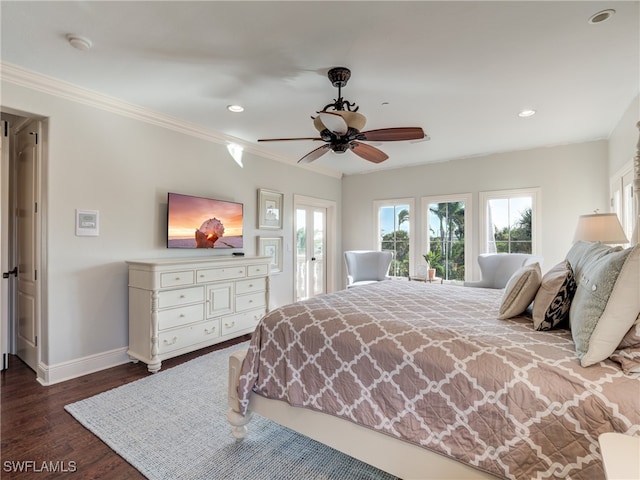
[237,281,640,480]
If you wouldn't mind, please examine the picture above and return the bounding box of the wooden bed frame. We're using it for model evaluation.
[227,123,640,479]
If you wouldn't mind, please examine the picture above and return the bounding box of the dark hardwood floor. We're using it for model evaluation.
[0,336,249,479]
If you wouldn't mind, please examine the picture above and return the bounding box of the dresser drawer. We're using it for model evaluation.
[235,277,266,295]
[221,309,264,336]
[158,304,204,330]
[235,291,265,312]
[247,264,268,277]
[157,286,204,309]
[160,270,195,288]
[196,266,246,283]
[158,319,220,354]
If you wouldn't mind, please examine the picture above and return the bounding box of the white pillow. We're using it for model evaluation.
[498,263,542,320]
[570,244,640,367]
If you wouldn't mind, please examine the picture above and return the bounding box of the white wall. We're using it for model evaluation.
[608,95,639,176]
[342,140,609,281]
[1,81,342,370]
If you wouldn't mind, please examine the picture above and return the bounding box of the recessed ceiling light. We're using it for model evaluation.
[227,105,244,113]
[588,9,615,24]
[518,109,536,118]
[66,34,93,51]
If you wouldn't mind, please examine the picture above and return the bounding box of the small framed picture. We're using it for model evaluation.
[76,209,99,236]
[258,189,283,230]
[258,236,283,273]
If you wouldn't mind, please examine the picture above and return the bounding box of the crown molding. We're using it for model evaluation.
[0,62,342,179]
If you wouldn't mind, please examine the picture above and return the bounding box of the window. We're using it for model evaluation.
[374,198,414,278]
[422,194,472,282]
[479,188,541,254]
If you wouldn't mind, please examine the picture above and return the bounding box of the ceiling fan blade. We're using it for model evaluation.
[350,142,389,163]
[360,127,425,142]
[298,144,331,164]
[258,137,322,142]
[318,112,348,135]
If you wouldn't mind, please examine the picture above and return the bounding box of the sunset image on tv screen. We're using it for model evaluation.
[167,193,243,249]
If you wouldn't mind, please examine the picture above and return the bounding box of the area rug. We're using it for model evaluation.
[65,342,396,480]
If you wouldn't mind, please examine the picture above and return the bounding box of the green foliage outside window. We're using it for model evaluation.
[428,202,466,281]
[493,207,532,253]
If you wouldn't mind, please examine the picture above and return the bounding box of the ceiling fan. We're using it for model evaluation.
[258,67,427,164]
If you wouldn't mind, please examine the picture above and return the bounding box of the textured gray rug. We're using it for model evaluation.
[65,342,396,480]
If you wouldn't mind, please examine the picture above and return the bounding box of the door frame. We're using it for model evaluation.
[0,109,47,379]
[293,195,337,298]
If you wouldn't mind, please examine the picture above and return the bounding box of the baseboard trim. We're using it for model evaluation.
[37,347,131,386]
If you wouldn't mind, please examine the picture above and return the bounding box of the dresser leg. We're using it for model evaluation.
[147,361,161,373]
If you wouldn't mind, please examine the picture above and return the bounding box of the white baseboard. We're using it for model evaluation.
[37,347,131,386]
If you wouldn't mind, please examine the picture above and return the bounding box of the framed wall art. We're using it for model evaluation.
[258,188,283,229]
[258,236,283,273]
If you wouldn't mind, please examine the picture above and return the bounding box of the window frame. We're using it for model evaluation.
[421,193,472,282]
[373,197,415,278]
[479,187,541,255]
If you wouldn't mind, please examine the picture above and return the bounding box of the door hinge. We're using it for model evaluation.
[34,269,37,281]
[35,336,38,347]
[35,202,38,214]
[29,131,38,144]
[3,121,8,137]
[2,354,7,370]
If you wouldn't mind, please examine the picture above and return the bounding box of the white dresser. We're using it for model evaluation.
[127,256,270,372]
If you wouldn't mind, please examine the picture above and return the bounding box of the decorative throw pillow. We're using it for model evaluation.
[566,241,620,281]
[609,314,640,374]
[498,262,542,320]
[570,244,640,367]
[532,260,576,330]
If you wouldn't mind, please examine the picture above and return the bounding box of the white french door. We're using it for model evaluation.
[295,204,326,301]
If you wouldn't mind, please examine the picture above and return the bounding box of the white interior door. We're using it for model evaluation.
[295,204,326,301]
[1,120,10,369]
[14,120,40,371]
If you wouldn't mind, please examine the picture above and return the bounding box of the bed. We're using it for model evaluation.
[227,125,640,480]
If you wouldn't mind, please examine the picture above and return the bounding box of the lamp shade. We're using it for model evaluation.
[573,213,629,244]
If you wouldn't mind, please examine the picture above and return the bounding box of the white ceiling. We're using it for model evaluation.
[1,1,638,176]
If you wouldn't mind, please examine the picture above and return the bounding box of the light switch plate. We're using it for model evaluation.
[76,209,99,236]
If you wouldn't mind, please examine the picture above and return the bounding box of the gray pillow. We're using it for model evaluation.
[570,245,638,366]
[566,241,619,281]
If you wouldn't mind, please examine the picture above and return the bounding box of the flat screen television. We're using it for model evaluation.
[167,192,243,249]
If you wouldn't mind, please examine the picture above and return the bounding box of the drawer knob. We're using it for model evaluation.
[204,326,216,335]
[179,314,185,318]
[200,274,205,278]
[163,336,177,345]
[225,321,235,328]
[180,295,186,299]
[248,284,253,288]
[249,299,253,303]
[175,277,181,281]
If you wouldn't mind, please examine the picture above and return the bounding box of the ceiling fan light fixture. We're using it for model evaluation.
[313,111,367,132]
[227,105,244,113]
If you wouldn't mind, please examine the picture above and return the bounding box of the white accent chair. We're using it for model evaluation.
[344,250,394,288]
[464,253,543,289]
